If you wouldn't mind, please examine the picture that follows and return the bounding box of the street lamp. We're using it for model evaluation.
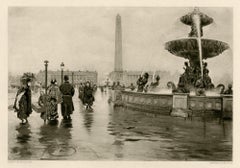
[60,62,65,84]
[72,71,74,86]
[44,60,49,94]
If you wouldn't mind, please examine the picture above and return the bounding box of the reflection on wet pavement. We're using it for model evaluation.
[8,89,232,160]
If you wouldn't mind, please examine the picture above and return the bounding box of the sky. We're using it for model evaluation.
[8,7,233,83]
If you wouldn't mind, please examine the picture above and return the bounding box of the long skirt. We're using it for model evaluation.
[83,95,94,106]
[48,98,59,120]
[40,97,59,121]
[17,96,30,120]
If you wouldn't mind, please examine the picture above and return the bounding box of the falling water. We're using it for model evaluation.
[141,70,144,77]
[193,14,203,79]
[152,71,156,82]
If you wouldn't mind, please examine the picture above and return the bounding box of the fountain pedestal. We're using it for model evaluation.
[171,93,190,118]
[173,93,188,109]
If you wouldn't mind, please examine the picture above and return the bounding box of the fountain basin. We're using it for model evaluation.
[180,11,213,26]
[111,90,232,119]
[165,38,229,60]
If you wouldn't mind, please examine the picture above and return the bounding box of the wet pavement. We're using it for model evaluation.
[8,89,232,160]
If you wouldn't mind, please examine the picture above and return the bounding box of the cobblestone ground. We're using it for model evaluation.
[8,88,232,160]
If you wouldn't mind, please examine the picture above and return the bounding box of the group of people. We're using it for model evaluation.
[78,81,96,110]
[13,75,75,123]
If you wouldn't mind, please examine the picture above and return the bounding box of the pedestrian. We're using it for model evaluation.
[59,75,75,120]
[83,81,95,110]
[47,79,60,121]
[37,90,47,120]
[13,77,32,124]
[78,83,84,102]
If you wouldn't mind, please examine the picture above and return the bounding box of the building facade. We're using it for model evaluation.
[35,70,98,87]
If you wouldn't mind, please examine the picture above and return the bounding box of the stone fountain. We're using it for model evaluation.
[111,8,232,119]
[165,8,229,93]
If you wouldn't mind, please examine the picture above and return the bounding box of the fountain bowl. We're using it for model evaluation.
[180,11,213,26]
[165,38,229,60]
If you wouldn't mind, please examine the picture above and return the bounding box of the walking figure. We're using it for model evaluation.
[47,79,60,120]
[13,77,32,124]
[83,81,95,110]
[59,75,75,120]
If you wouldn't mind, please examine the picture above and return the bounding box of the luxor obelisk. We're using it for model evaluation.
[113,14,123,82]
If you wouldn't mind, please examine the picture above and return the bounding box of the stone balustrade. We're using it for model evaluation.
[112,90,232,119]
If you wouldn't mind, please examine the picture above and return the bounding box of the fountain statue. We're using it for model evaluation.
[165,8,229,94]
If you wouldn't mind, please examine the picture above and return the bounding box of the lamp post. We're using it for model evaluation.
[44,60,49,94]
[60,62,65,84]
[72,72,74,86]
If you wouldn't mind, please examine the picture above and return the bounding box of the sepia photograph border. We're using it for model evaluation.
[1,0,240,168]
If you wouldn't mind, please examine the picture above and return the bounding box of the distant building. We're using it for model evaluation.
[35,70,98,86]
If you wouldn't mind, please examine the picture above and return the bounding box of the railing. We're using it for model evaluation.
[121,91,173,115]
[111,90,233,119]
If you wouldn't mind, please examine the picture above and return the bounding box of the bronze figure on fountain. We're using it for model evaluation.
[136,72,149,92]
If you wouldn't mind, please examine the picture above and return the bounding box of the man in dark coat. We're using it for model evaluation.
[59,75,75,120]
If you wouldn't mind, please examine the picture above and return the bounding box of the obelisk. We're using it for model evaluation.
[114,14,123,72]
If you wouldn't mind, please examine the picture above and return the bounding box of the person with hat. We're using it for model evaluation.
[78,83,84,102]
[46,79,60,121]
[13,76,33,124]
[59,75,75,120]
[83,81,95,110]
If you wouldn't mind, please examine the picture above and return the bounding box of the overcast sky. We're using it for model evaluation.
[8,7,232,82]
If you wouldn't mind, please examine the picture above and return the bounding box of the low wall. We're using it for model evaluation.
[117,90,233,118]
[222,95,233,119]
[121,91,173,115]
[188,96,222,117]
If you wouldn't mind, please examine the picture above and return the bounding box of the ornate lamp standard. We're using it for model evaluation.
[60,62,65,84]
[44,60,49,94]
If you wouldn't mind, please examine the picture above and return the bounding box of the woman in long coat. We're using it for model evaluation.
[13,78,32,124]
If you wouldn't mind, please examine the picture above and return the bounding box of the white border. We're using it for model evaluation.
[1,0,240,168]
